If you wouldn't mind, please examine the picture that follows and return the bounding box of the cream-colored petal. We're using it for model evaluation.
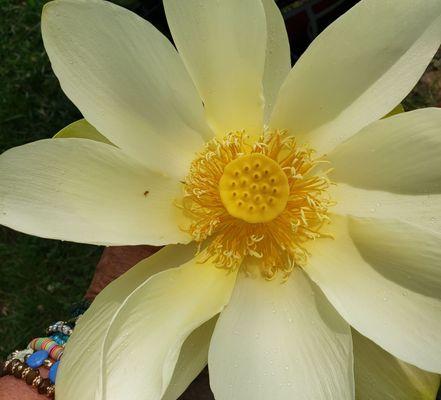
[57,244,193,400]
[347,217,441,301]
[163,0,267,138]
[209,265,354,400]
[58,248,236,400]
[162,316,217,400]
[0,138,189,245]
[329,108,441,194]
[270,0,441,154]
[305,215,441,373]
[331,183,441,235]
[42,0,212,179]
[261,0,291,124]
[353,329,440,400]
[54,119,113,145]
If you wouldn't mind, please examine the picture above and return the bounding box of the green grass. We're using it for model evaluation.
[0,0,100,358]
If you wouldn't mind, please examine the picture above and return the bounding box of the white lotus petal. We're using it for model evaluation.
[329,108,441,194]
[209,265,354,400]
[164,0,267,138]
[353,329,440,400]
[305,215,441,373]
[270,0,441,154]
[350,218,441,300]
[261,0,291,124]
[58,248,236,400]
[331,183,441,235]
[42,0,212,179]
[162,316,217,400]
[0,138,189,245]
[57,244,193,400]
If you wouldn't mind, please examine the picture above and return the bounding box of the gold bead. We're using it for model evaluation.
[46,385,56,398]
[11,361,21,374]
[32,375,43,388]
[21,367,32,379]
[43,359,53,368]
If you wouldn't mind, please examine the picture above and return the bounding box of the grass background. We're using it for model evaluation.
[0,0,440,397]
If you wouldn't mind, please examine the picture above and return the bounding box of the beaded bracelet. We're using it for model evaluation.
[0,359,55,397]
[1,300,90,398]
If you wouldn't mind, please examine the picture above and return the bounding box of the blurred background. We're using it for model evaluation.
[0,0,440,398]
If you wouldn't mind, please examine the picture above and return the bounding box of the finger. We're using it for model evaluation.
[85,245,160,300]
[0,376,44,400]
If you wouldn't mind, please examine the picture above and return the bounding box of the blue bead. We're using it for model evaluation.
[49,361,60,384]
[26,350,49,368]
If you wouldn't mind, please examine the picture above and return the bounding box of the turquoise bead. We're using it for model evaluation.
[26,350,49,368]
[50,333,68,345]
[49,361,59,384]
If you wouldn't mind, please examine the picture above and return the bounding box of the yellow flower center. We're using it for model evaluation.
[219,153,289,223]
[181,130,332,279]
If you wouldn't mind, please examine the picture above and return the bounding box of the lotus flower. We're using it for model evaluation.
[1,0,440,399]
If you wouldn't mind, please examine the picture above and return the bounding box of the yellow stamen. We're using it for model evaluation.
[181,130,332,279]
